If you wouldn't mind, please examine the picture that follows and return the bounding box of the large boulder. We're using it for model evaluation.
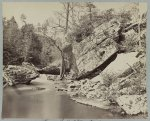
[116,94,147,115]
[76,39,117,76]
[3,65,39,85]
[72,20,122,79]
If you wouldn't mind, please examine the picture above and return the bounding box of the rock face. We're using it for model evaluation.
[73,21,121,79]
[76,39,117,77]
[68,52,142,95]
[116,94,147,115]
[3,65,39,85]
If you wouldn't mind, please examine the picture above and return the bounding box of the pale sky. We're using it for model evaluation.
[3,2,147,28]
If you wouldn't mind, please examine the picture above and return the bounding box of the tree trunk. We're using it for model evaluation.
[65,3,70,33]
[138,3,142,50]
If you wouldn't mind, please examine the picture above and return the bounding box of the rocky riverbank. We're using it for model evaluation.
[3,53,148,118]
[64,52,147,118]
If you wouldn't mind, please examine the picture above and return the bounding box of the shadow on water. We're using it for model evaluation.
[2,85,123,119]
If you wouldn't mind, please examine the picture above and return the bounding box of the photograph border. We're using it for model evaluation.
[0,0,149,121]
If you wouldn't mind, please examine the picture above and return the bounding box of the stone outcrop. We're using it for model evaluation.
[73,21,122,79]
[116,94,147,115]
[3,65,39,85]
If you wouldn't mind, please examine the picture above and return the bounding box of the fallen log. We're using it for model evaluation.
[37,66,60,75]
[37,66,70,75]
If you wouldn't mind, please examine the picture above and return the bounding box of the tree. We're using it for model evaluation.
[65,2,70,33]
[86,2,96,22]
[3,16,22,65]
[21,24,34,62]
[42,24,48,35]
[20,14,27,25]
[37,23,42,33]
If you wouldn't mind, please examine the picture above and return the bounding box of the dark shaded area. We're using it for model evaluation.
[116,26,125,44]
[38,66,60,75]
[38,66,70,75]
[27,34,42,66]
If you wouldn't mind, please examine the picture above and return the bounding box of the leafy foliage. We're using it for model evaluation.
[3,17,23,65]
[3,17,58,67]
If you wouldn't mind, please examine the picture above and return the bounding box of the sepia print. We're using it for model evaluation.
[2,2,148,119]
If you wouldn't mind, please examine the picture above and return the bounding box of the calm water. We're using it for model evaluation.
[2,75,123,119]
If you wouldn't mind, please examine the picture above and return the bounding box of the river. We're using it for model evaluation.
[2,75,123,119]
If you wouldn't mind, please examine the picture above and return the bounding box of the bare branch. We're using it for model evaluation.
[62,3,67,11]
